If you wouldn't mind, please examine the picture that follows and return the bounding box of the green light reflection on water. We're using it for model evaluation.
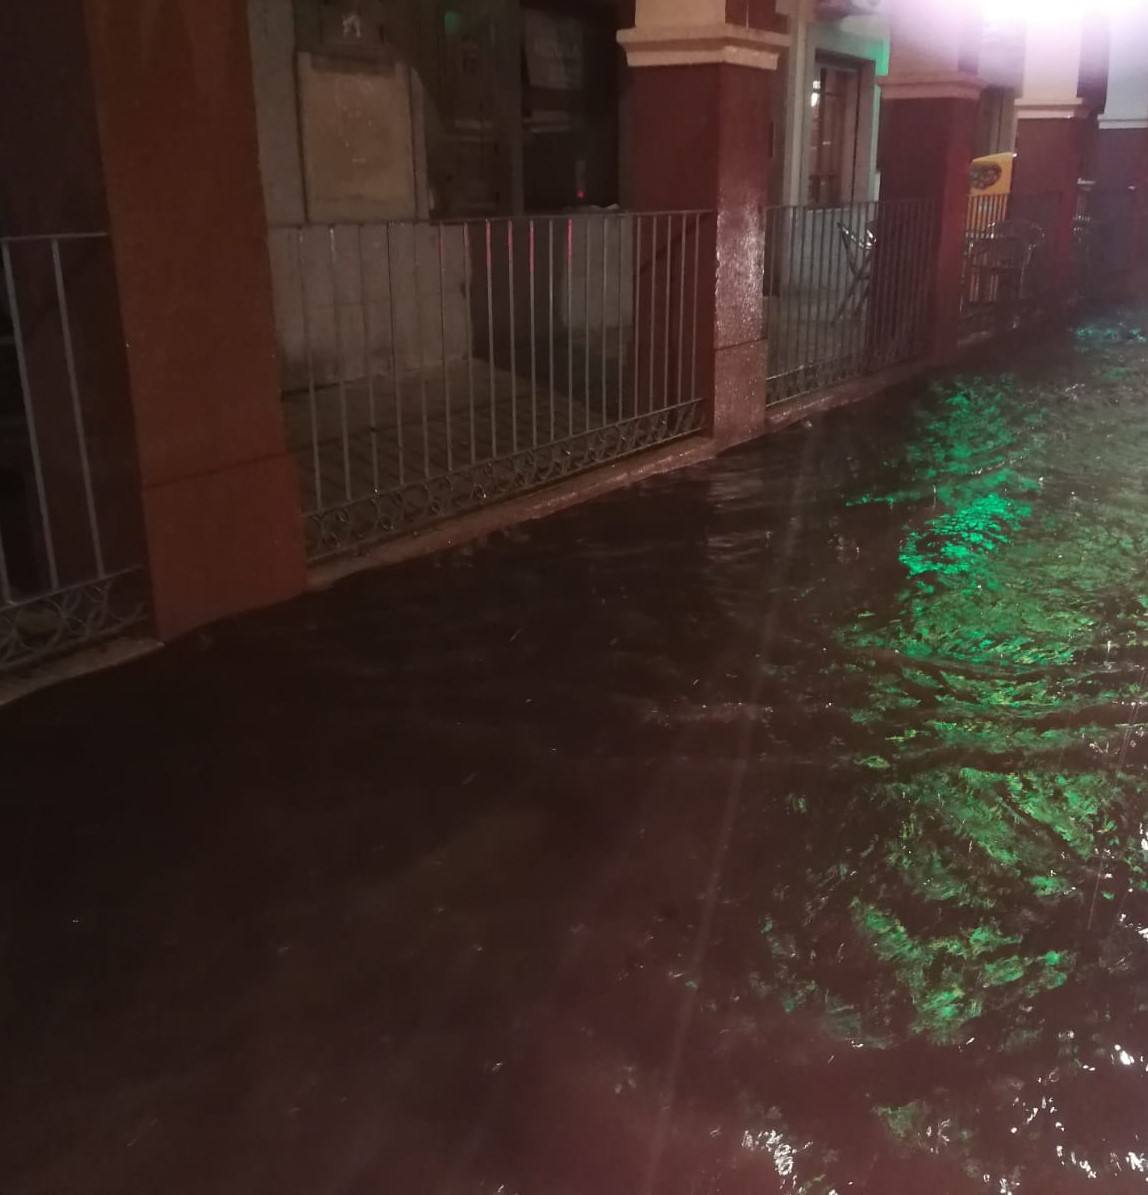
[757,315,1148,1182]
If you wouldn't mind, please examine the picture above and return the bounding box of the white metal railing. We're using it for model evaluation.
[268,210,714,560]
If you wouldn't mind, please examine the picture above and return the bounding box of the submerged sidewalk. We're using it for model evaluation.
[3,311,1148,1193]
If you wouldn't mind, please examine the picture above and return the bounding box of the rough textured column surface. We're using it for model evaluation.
[83,0,306,638]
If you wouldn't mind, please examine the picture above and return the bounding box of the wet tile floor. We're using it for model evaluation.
[3,310,1148,1193]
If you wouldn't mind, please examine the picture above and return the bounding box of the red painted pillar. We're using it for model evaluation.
[83,0,306,638]
[1094,129,1148,296]
[876,0,985,359]
[1094,4,1148,296]
[1013,108,1094,302]
[877,82,982,360]
[619,17,784,446]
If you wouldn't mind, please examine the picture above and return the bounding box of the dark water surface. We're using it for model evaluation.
[3,313,1148,1193]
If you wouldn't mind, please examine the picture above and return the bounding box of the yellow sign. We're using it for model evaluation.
[970,152,1015,198]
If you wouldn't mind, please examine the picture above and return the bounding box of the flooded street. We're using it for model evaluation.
[4,311,1148,1192]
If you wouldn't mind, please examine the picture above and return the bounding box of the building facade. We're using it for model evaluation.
[1,0,1147,677]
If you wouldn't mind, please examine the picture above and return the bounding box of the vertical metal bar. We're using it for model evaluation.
[891,200,912,364]
[600,214,608,426]
[912,200,931,353]
[804,205,821,388]
[908,201,928,356]
[3,242,57,588]
[794,202,811,394]
[852,202,869,371]
[567,218,574,437]
[781,206,795,393]
[632,215,642,417]
[411,226,430,478]
[922,199,937,347]
[884,201,902,364]
[385,223,405,486]
[827,202,843,379]
[767,207,782,390]
[924,199,940,346]
[833,202,851,381]
[676,212,687,406]
[867,200,883,367]
[485,220,497,459]
[812,201,828,385]
[662,211,672,410]
[648,214,658,413]
[0,513,10,604]
[836,199,855,377]
[548,219,556,443]
[51,238,104,576]
[463,223,476,465]
[782,206,798,394]
[872,200,885,365]
[762,206,772,375]
[296,230,323,512]
[807,205,824,385]
[616,214,625,424]
[691,212,700,405]
[356,226,380,493]
[529,219,537,448]
[507,220,518,452]
[837,204,853,381]
[815,199,833,383]
[438,224,452,473]
[327,226,352,501]
[890,200,910,363]
[763,208,774,394]
[584,216,592,430]
[769,206,783,389]
[897,200,919,363]
[902,199,923,362]
[873,200,891,368]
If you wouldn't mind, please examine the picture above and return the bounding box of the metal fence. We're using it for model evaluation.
[961,191,1064,340]
[269,210,713,560]
[0,233,148,673]
[763,197,938,405]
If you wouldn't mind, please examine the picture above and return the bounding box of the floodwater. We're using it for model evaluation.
[3,312,1148,1193]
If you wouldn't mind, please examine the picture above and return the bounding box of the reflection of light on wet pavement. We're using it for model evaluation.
[9,313,1148,1193]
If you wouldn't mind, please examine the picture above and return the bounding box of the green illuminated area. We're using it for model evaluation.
[747,314,1148,1188]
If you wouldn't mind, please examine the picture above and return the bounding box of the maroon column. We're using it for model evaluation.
[1094,128,1148,189]
[1094,125,1148,295]
[877,84,981,360]
[1014,110,1095,301]
[83,0,306,638]
[627,61,772,447]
